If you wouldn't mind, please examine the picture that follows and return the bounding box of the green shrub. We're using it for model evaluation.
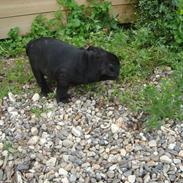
[137,0,183,47]
[57,0,119,38]
[143,67,183,129]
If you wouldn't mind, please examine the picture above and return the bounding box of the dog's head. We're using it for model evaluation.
[87,46,120,81]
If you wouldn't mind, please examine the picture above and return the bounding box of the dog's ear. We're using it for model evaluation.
[87,46,106,53]
[86,46,98,51]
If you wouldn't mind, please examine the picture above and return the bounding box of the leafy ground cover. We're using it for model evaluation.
[0,0,183,129]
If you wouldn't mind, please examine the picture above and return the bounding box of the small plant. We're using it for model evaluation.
[143,72,183,129]
[3,140,15,154]
[31,107,49,117]
[57,0,119,38]
[0,60,33,99]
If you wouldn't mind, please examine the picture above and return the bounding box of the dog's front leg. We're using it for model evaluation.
[56,82,70,103]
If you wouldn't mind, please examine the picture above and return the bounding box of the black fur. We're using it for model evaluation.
[26,37,120,103]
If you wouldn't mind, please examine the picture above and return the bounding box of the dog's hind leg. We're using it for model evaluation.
[32,68,51,96]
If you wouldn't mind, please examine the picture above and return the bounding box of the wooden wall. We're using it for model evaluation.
[0,0,136,39]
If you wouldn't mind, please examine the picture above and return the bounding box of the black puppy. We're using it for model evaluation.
[26,37,120,103]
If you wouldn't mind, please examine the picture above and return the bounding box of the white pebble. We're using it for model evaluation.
[111,124,120,133]
[109,164,117,171]
[28,136,39,145]
[148,140,157,147]
[61,177,69,183]
[120,149,127,156]
[173,159,181,164]
[128,175,136,183]
[139,133,147,141]
[144,173,150,183]
[8,107,15,112]
[2,150,8,157]
[178,150,183,158]
[116,117,124,123]
[0,120,4,126]
[168,143,176,150]
[8,92,16,102]
[46,157,57,168]
[47,111,54,118]
[32,93,40,102]
[39,138,47,146]
[10,111,18,116]
[59,168,68,176]
[107,111,113,116]
[31,127,38,136]
[160,155,172,164]
[0,143,3,150]
[71,127,82,137]
[180,165,183,171]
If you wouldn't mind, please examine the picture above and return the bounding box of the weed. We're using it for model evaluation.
[31,107,49,117]
[0,60,33,99]
[3,140,15,154]
[143,72,183,129]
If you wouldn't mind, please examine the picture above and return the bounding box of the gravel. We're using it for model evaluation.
[0,81,183,183]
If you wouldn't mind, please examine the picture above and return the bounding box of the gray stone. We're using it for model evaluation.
[0,170,3,181]
[0,160,3,167]
[63,139,73,147]
[107,171,115,178]
[69,174,77,182]
[160,155,172,164]
[108,154,121,163]
[0,143,3,150]
[173,158,181,164]
[17,162,30,171]
[149,140,157,147]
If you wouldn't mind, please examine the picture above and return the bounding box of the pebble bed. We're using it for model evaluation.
[0,80,183,183]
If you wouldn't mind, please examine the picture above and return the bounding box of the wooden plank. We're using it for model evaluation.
[0,12,55,39]
[0,0,136,18]
[111,4,136,23]
[111,0,136,5]
[0,0,58,18]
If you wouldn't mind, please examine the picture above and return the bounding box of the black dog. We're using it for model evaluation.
[26,37,120,103]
